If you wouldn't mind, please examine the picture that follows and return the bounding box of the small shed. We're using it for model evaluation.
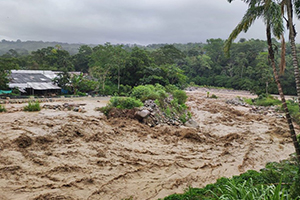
[9,70,61,95]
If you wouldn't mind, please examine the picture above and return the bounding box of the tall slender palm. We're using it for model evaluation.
[228,0,300,109]
[224,1,300,164]
[281,0,300,108]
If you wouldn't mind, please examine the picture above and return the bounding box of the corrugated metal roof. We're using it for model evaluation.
[10,73,52,83]
[9,70,61,91]
[10,70,61,80]
[27,82,61,90]
[9,82,60,90]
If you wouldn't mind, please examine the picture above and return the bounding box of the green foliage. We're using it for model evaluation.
[162,158,300,200]
[163,98,191,124]
[250,94,282,107]
[244,98,254,105]
[119,84,132,96]
[165,84,179,93]
[172,90,188,104]
[99,97,143,116]
[1,40,299,96]
[129,84,190,124]
[209,178,293,200]
[210,94,218,99]
[0,57,18,90]
[130,84,167,102]
[109,97,143,109]
[23,101,41,112]
[285,100,300,124]
[0,104,6,112]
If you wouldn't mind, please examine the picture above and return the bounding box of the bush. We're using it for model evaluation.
[109,97,143,109]
[249,94,281,107]
[210,94,218,99]
[0,105,6,112]
[119,84,132,96]
[99,97,143,116]
[23,101,41,112]
[130,85,156,101]
[165,84,179,93]
[77,91,87,96]
[130,84,167,102]
[172,90,188,104]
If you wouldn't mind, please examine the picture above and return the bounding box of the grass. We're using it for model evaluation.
[161,157,300,200]
[23,101,41,112]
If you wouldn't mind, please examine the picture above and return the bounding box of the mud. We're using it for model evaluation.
[0,91,297,200]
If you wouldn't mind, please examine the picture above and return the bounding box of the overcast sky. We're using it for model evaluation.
[0,0,297,45]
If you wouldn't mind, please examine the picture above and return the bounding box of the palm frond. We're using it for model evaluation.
[224,5,264,56]
[294,0,300,19]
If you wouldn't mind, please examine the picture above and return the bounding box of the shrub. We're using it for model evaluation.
[210,94,218,99]
[114,97,143,109]
[249,94,281,107]
[165,84,179,93]
[109,97,143,109]
[99,97,143,116]
[77,91,87,96]
[130,85,156,101]
[0,105,6,112]
[23,101,41,112]
[172,90,188,104]
[119,84,132,96]
[130,84,167,102]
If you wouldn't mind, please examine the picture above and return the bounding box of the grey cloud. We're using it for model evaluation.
[0,0,293,45]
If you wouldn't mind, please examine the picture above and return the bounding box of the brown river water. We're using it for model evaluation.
[0,89,296,200]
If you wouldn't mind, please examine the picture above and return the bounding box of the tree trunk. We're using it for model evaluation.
[267,24,300,165]
[286,0,300,110]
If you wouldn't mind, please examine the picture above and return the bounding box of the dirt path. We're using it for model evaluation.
[0,90,296,200]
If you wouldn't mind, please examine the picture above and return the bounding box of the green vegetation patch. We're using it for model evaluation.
[130,84,167,102]
[23,101,41,112]
[161,158,300,200]
[99,96,143,116]
[244,94,281,107]
[0,104,6,112]
[99,84,191,124]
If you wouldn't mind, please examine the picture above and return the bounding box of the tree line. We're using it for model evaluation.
[0,39,298,95]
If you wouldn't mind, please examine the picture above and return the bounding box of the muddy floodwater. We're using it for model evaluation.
[0,89,296,200]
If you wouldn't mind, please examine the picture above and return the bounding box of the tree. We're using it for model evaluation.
[229,0,300,110]
[72,45,93,73]
[225,0,300,164]
[89,43,127,93]
[122,47,153,86]
[0,58,18,89]
[150,45,185,66]
[31,47,73,71]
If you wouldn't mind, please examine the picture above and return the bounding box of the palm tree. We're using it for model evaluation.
[285,0,300,109]
[225,0,300,164]
[228,0,300,108]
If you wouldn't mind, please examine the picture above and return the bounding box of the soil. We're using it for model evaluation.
[0,89,297,200]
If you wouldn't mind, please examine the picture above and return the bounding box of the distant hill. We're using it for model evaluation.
[0,39,96,55]
[0,39,206,56]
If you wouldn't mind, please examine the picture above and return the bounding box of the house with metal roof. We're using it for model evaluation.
[9,70,61,95]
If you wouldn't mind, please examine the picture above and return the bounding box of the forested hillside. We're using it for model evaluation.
[0,38,298,95]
